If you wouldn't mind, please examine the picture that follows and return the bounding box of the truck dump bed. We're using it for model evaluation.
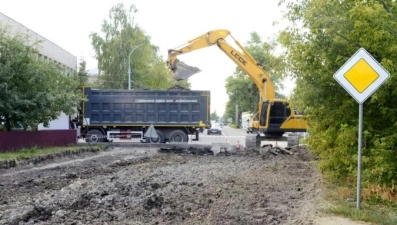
[82,87,210,127]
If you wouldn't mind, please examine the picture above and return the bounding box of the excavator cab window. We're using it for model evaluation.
[260,101,268,126]
[269,102,288,126]
[285,103,291,117]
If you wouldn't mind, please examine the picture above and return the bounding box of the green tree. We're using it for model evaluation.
[77,57,88,86]
[210,111,220,121]
[279,0,397,188]
[244,32,286,96]
[90,3,189,90]
[224,74,258,125]
[224,32,286,122]
[0,25,82,131]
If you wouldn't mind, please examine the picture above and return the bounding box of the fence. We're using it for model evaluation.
[0,130,77,152]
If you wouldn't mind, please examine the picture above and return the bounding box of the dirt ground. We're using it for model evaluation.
[0,145,371,225]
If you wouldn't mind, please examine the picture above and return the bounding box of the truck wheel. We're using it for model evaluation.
[86,129,104,143]
[169,130,188,142]
[148,130,165,143]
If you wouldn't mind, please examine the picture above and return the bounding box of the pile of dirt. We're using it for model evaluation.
[250,144,315,161]
[167,85,189,90]
[159,146,213,155]
[0,146,320,225]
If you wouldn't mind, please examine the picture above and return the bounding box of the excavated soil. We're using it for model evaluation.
[0,146,323,225]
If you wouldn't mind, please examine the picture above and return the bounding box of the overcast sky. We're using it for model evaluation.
[1,0,291,116]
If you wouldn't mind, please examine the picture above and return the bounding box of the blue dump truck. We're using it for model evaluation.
[74,87,211,143]
[71,87,210,143]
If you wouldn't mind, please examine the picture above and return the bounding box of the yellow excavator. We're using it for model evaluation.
[166,29,307,141]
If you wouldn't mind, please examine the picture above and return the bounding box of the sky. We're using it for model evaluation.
[1,0,293,116]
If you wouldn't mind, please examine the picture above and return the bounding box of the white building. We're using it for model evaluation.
[0,12,77,130]
[0,12,77,76]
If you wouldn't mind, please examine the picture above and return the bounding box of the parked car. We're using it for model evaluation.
[207,123,222,135]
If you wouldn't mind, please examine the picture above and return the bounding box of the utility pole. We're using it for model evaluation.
[235,103,239,128]
[128,43,144,90]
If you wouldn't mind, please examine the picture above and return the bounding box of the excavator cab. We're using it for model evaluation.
[259,100,292,137]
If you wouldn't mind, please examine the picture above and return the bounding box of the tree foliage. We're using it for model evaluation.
[279,0,397,188]
[0,25,82,131]
[210,111,220,121]
[224,32,286,123]
[90,3,189,90]
[77,57,89,86]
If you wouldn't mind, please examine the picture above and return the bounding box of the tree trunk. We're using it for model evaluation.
[4,114,11,131]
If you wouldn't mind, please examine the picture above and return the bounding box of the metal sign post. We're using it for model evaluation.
[357,103,363,209]
[333,48,389,209]
[144,124,158,150]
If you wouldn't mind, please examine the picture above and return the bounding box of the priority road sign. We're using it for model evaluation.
[333,48,390,103]
[333,47,390,210]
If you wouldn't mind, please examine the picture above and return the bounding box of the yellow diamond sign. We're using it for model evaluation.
[344,59,379,93]
[334,48,389,103]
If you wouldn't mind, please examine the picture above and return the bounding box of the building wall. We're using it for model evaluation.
[0,12,77,75]
[0,12,78,130]
[38,113,70,130]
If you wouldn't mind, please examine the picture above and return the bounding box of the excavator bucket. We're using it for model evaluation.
[172,61,201,80]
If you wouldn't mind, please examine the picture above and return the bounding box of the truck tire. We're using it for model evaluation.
[86,129,105,143]
[169,130,188,142]
[148,130,165,143]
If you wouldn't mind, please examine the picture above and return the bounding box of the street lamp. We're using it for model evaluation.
[128,43,144,90]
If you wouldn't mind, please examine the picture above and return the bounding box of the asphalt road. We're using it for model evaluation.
[196,126,245,145]
[198,126,288,148]
[78,126,289,148]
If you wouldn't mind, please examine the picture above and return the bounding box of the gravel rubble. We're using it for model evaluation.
[0,145,321,225]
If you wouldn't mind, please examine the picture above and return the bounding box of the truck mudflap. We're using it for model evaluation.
[183,127,200,141]
[192,130,199,141]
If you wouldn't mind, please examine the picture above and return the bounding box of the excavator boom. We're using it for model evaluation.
[167,29,229,80]
[167,29,275,100]
[167,29,307,138]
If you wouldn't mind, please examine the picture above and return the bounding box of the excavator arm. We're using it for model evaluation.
[167,29,307,138]
[167,29,275,100]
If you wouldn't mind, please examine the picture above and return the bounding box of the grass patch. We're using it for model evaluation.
[325,200,397,225]
[322,183,397,225]
[0,145,103,161]
[299,137,307,144]
[229,124,238,129]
